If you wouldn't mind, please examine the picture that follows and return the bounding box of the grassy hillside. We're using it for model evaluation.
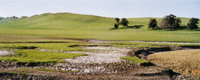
[0,12,200,42]
[0,17,4,20]
[0,17,18,24]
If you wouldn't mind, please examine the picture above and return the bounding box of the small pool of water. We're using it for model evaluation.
[0,51,14,56]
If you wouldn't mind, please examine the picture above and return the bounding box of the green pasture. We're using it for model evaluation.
[109,41,200,48]
[0,42,109,63]
[0,43,83,51]
[121,56,149,64]
[0,50,86,63]
[0,13,199,42]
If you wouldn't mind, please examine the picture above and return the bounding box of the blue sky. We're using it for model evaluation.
[0,1,200,18]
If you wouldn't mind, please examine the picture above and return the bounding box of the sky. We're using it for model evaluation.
[0,0,200,18]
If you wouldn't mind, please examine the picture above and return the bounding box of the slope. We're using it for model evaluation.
[0,13,114,30]
[0,12,199,42]
[0,17,18,24]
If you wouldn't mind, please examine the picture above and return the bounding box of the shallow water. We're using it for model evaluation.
[0,51,13,56]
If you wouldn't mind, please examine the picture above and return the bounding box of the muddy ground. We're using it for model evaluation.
[0,40,200,80]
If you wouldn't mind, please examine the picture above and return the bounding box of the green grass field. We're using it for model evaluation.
[0,43,83,51]
[0,50,86,63]
[0,12,199,42]
[121,56,149,63]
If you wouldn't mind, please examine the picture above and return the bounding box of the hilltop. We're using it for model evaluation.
[0,17,4,20]
[0,12,199,42]
[0,13,113,30]
[0,16,18,24]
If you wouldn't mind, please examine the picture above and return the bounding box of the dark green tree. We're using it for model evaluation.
[114,18,120,29]
[0,17,4,20]
[115,18,120,24]
[120,18,129,28]
[160,14,177,30]
[187,18,199,31]
[174,18,181,29]
[160,17,171,31]
[12,16,18,19]
[168,14,176,28]
[148,18,157,30]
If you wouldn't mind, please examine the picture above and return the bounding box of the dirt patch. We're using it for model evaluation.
[0,50,14,56]
[147,49,200,74]
[1,44,200,79]
[132,45,200,59]
[64,46,130,64]
[0,64,177,80]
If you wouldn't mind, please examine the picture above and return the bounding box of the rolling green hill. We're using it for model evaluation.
[0,12,199,42]
[0,13,114,30]
[0,17,18,24]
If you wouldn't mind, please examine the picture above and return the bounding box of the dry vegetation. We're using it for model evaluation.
[147,49,200,73]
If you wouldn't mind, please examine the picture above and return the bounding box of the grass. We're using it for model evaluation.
[0,42,112,51]
[0,12,199,42]
[0,50,87,63]
[121,56,149,64]
[35,68,78,73]
[0,43,84,51]
[109,41,200,48]
[147,49,200,73]
[0,17,17,24]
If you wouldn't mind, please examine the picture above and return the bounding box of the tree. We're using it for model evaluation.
[115,18,120,24]
[120,18,129,28]
[160,17,171,31]
[160,14,177,30]
[168,14,176,28]
[114,18,120,29]
[12,16,18,19]
[148,18,157,30]
[187,18,199,31]
[114,23,118,29]
[174,18,181,29]
[0,17,4,20]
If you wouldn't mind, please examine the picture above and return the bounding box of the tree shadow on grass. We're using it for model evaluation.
[174,26,187,30]
[119,25,144,29]
[194,28,200,31]
[174,26,200,31]
[110,25,143,30]
[162,26,188,31]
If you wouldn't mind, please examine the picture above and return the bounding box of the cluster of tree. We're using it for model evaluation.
[187,18,199,31]
[0,16,19,21]
[5,16,18,19]
[114,18,129,29]
[12,16,18,19]
[148,18,157,30]
[148,14,199,31]
[0,17,4,20]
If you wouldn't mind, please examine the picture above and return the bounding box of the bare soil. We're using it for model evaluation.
[0,39,200,79]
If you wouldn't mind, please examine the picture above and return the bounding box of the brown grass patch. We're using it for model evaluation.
[147,49,200,73]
